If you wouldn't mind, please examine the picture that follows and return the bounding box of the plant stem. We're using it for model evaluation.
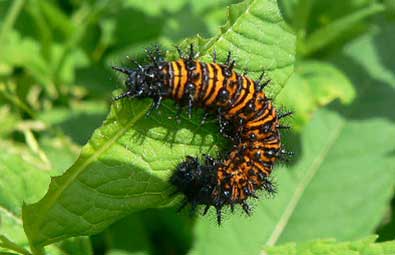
[0,0,25,44]
[53,0,111,86]
[0,83,36,118]
[302,3,385,56]
[293,0,313,37]
[0,235,32,255]
[27,0,52,61]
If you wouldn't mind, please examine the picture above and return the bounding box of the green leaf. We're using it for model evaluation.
[301,3,385,56]
[0,0,25,46]
[0,140,91,255]
[190,106,395,254]
[263,236,395,255]
[49,44,90,86]
[38,101,108,145]
[296,61,355,105]
[384,0,395,15]
[173,0,295,97]
[201,0,295,96]
[0,148,50,227]
[55,237,93,255]
[341,21,395,89]
[276,60,355,130]
[22,0,295,250]
[39,136,80,175]
[99,208,193,255]
[37,1,75,38]
[0,105,20,137]
[189,18,395,255]
[0,235,31,255]
[108,0,252,54]
[22,99,223,248]
[376,195,395,242]
[0,30,51,86]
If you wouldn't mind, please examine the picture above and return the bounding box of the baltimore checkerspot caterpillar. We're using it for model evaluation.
[113,45,293,224]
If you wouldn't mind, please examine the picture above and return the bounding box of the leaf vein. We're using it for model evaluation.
[266,117,346,246]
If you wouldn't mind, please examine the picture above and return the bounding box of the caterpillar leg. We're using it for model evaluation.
[277,124,291,130]
[112,90,134,101]
[200,112,209,126]
[241,201,251,216]
[217,113,231,138]
[184,83,196,119]
[278,148,295,162]
[112,66,132,75]
[146,95,163,117]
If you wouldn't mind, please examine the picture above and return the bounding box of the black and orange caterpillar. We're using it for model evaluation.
[113,45,292,224]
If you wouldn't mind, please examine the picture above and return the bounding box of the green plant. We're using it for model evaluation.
[0,0,394,254]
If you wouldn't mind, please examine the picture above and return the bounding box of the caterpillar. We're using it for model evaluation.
[113,45,292,224]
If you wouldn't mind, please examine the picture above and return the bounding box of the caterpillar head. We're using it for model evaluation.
[112,64,164,101]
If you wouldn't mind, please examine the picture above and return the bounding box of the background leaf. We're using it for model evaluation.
[189,105,395,255]
[0,146,54,250]
[189,19,395,255]
[276,60,355,130]
[263,236,395,255]
[0,139,92,255]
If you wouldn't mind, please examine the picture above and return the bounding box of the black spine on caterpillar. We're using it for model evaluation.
[113,45,293,224]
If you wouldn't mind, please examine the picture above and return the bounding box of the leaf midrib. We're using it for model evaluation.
[27,104,150,238]
[265,115,346,246]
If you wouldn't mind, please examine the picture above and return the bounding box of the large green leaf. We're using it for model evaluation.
[22,0,295,250]
[22,98,223,248]
[263,236,395,255]
[189,21,395,255]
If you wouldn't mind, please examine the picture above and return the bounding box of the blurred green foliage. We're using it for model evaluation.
[0,0,394,255]
[263,236,395,254]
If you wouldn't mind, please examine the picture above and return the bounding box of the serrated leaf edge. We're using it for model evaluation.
[22,103,150,247]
